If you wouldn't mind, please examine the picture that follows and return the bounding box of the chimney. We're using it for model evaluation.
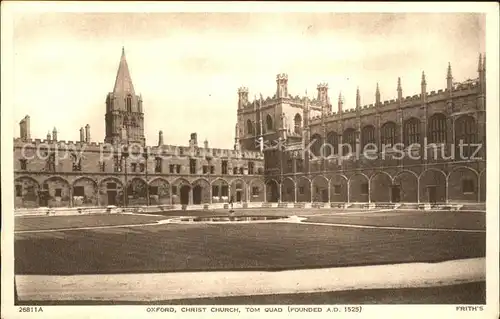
[80,127,85,142]
[19,118,26,140]
[85,124,90,143]
[338,92,344,114]
[158,130,164,146]
[190,133,198,147]
[355,87,361,109]
[446,62,453,92]
[52,127,58,142]
[204,139,209,149]
[397,77,402,101]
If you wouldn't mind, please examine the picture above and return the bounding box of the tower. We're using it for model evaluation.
[317,83,329,106]
[105,47,145,146]
[238,87,249,109]
[276,73,288,98]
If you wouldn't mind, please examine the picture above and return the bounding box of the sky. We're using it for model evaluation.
[10,11,486,149]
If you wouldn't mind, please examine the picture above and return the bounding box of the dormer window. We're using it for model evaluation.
[126,95,132,112]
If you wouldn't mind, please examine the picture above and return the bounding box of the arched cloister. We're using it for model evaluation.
[348,173,369,203]
[312,175,329,202]
[265,179,280,203]
[14,176,40,208]
[296,176,312,202]
[281,177,296,202]
[211,178,230,203]
[329,174,348,203]
[248,178,265,202]
[369,171,393,203]
[148,178,170,205]
[447,166,479,203]
[98,177,123,206]
[393,170,419,203]
[72,177,98,207]
[418,169,447,203]
[41,176,71,208]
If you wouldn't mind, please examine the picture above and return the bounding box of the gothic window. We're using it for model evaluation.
[155,157,162,173]
[139,163,145,172]
[342,128,356,156]
[131,163,137,172]
[247,119,254,135]
[248,161,255,174]
[381,122,396,147]
[19,159,27,170]
[428,113,447,144]
[455,115,476,159]
[233,167,238,175]
[189,159,197,174]
[126,95,132,112]
[203,165,208,174]
[404,118,420,146]
[210,165,215,174]
[310,133,323,157]
[294,113,302,134]
[361,125,376,149]
[239,167,244,175]
[169,164,175,173]
[221,160,228,175]
[212,185,220,197]
[326,132,339,156]
[71,153,82,171]
[99,161,106,172]
[266,114,273,131]
[176,164,181,174]
[296,158,303,172]
[47,153,56,172]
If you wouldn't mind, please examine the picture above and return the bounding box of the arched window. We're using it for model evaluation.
[123,115,129,126]
[126,95,132,112]
[361,125,376,148]
[455,115,476,159]
[342,128,356,156]
[381,122,396,147]
[310,133,323,157]
[294,113,302,134]
[326,131,339,156]
[428,113,447,143]
[266,114,273,131]
[246,119,254,135]
[404,118,420,146]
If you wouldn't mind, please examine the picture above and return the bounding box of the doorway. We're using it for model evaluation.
[180,185,190,205]
[236,190,242,202]
[427,186,437,204]
[107,191,117,206]
[192,185,202,204]
[38,190,49,207]
[391,185,401,203]
[267,182,279,202]
[321,189,328,202]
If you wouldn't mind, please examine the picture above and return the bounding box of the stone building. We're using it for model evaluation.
[13,48,265,208]
[237,55,486,205]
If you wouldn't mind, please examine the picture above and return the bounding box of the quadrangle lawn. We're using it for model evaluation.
[15,217,485,275]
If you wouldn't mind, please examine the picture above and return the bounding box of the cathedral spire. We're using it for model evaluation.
[113,47,136,96]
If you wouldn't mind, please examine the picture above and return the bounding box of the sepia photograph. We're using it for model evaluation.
[1,2,499,319]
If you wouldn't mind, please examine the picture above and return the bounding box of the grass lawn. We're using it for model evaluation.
[303,211,485,230]
[15,221,485,275]
[15,214,167,232]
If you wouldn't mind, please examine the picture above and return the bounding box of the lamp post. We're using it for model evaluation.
[122,146,129,207]
[144,147,150,206]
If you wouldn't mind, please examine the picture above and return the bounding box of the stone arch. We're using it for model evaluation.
[265,178,279,202]
[447,166,479,202]
[127,177,149,206]
[14,176,40,208]
[348,173,370,203]
[230,178,247,203]
[418,168,447,203]
[98,177,124,206]
[246,119,254,135]
[329,174,348,203]
[312,175,329,202]
[296,176,312,202]
[41,176,71,208]
[266,114,274,131]
[281,177,296,202]
[479,169,486,202]
[148,178,170,205]
[211,178,230,203]
[72,177,98,207]
[192,178,211,204]
[369,171,393,203]
[170,178,191,205]
[393,170,419,203]
[248,178,265,202]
